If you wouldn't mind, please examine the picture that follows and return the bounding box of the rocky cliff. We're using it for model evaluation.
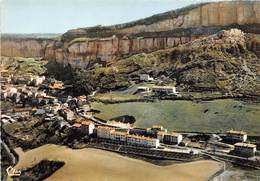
[1,1,260,67]
[73,29,260,97]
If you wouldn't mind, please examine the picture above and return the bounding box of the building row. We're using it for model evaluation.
[96,126,160,148]
[95,125,183,148]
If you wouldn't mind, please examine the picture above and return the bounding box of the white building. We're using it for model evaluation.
[126,134,160,148]
[226,130,247,142]
[158,132,183,145]
[234,142,257,157]
[137,86,151,93]
[140,74,154,82]
[96,126,115,139]
[151,86,177,95]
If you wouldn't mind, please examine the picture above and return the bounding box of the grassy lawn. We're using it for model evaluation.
[91,99,260,135]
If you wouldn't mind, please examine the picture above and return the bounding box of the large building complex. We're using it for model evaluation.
[96,126,160,148]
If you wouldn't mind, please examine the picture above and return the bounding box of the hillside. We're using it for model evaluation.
[73,29,260,97]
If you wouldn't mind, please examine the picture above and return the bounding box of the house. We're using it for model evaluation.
[77,95,88,106]
[140,74,154,82]
[151,86,177,95]
[12,107,33,118]
[162,132,183,145]
[151,125,167,132]
[96,126,115,139]
[62,109,75,121]
[226,130,247,142]
[126,134,160,148]
[31,76,45,86]
[234,143,257,157]
[81,120,95,135]
[48,81,64,90]
[71,123,84,135]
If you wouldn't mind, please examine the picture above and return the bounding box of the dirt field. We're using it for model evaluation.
[13,144,222,181]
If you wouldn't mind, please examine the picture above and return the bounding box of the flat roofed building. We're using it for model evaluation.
[96,126,115,139]
[126,134,160,148]
[110,131,127,142]
[152,125,164,131]
[151,86,177,94]
[140,74,154,82]
[226,130,247,142]
[163,132,183,145]
[234,142,257,157]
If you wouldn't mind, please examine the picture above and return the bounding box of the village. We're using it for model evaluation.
[1,71,260,173]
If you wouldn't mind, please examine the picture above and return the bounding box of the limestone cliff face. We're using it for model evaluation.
[1,1,260,67]
[1,38,53,58]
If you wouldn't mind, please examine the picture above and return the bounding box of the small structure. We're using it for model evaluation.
[81,120,95,135]
[1,115,16,124]
[151,86,177,95]
[137,86,151,93]
[140,74,154,82]
[48,81,64,90]
[234,142,257,157]
[151,125,167,132]
[62,109,75,121]
[158,132,183,145]
[12,107,33,118]
[226,130,247,142]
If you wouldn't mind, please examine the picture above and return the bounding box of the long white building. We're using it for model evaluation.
[96,126,160,148]
[126,134,160,148]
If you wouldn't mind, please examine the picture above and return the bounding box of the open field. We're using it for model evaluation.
[13,144,222,181]
[91,99,260,135]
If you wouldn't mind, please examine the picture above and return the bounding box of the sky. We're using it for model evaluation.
[1,0,224,34]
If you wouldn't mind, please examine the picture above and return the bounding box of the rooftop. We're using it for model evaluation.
[81,120,93,126]
[227,130,247,135]
[13,107,33,113]
[127,134,156,141]
[111,131,128,136]
[164,132,181,137]
[72,123,82,128]
[152,125,164,129]
[97,126,115,130]
[234,142,256,148]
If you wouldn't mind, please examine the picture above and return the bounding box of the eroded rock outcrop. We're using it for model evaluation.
[72,29,260,96]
